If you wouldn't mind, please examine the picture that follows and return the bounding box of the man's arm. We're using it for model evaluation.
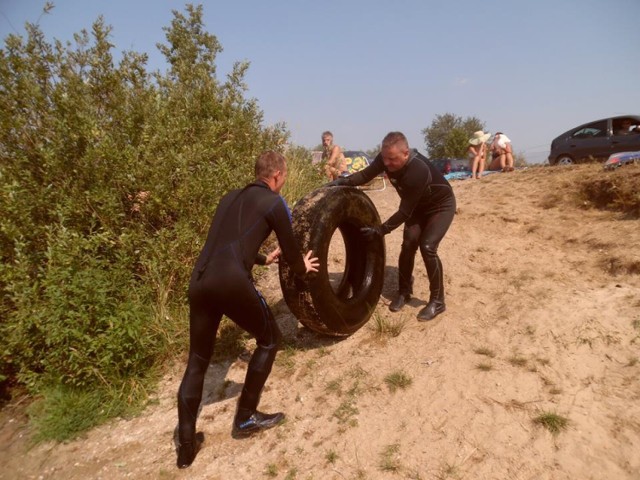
[268,197,308,276]
[379,159,431,233]
[331,154,384,187]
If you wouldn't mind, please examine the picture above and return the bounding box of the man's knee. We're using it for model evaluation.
[186,351,210,374]
[401,231,421,255]
[420,241,438,258]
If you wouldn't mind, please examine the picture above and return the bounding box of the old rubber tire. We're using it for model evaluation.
[279,186,385,336]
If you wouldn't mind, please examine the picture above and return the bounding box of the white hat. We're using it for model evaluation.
[469,130,491,145]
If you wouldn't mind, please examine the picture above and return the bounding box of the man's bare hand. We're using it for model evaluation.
[265,247,281,265]
[304,250,320,273]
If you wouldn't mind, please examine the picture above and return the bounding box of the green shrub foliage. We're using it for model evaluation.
[0,4,303,402]
[421,113,486,158]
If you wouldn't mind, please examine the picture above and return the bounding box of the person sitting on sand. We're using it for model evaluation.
[321,131,347,180]
[489,132,515,172]
[467,130,490,179]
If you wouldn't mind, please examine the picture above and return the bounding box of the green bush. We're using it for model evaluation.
[7,227,156,390]
[0,4,321,438]
[281,144,326,205]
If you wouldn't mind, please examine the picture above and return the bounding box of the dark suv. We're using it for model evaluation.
[548,115,640,165]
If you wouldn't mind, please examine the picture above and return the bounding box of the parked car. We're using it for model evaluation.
[603,151,640,170]
[428,158,471,175]
[548,115,640,165]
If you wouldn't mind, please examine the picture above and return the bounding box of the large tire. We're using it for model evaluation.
[279,186,385,336]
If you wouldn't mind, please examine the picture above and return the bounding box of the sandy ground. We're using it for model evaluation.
[2,164,640,480]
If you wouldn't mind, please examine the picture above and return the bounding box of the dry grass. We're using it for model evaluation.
[473,347,496,358]
[476,362,493,372]
[579,165,640,217]
[378,443,401,472]
[369,311,407,338]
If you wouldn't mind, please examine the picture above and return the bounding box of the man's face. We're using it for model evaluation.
[322,135,333,147]
[381,144,410,172]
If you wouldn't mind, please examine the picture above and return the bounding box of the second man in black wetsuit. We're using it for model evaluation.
[329,131,456,322]
[176,151,319,469]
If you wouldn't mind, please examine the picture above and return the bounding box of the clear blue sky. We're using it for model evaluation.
[2,0,639,163]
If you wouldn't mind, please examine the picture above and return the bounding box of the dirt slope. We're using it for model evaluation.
[2,164,640,480]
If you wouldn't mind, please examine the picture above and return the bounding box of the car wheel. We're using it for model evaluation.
[555,155,574,165]
[279,186,386,337]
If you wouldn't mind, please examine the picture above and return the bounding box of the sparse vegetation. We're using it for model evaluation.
[333,399,359,427]
[284,468,298,480]
[473,347,496,358]
[436,462,460,480]
[378,443,401,472]
[384,371,413,393]
[369,311,407,338]
[476,363,493,371]
[264,463,278,477]
[275,344,298,371]
[325,378,342,395]
[533,411,569,434]
[508,356,528,368]
[316,347,330,357]
[325,449,339,464]
[326,366,373,429]
[579,166,640,218]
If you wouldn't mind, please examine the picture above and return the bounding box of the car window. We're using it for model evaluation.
[572,120,607,138]
[613,118,640,136]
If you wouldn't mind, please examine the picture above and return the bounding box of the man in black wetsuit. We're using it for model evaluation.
[176,151,319,468]
[329,131,456,321]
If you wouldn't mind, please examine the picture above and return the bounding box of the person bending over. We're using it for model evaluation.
[328,131,456,321]
[489,132,514,172]
[176,151,319,468]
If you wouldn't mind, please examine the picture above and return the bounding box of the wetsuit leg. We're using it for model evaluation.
[417,198,456,302]
[226,285,282,417]
[177,286,223,444]
[398,221,421,295]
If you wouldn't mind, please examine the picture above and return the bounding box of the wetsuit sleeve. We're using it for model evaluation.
[381,160,431,233]
[341,154,384,186]
[267,197,307,276]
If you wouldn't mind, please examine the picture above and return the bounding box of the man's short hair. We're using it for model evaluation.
[382,131,409,150]
[255,151,286,178]
[321,131,333,139]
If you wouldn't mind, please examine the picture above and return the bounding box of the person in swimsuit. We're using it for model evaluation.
[489,132,515,172]
[176,151,319,468]
[328,131,456,322]
[467,130,490,179]
[321,131,347,180]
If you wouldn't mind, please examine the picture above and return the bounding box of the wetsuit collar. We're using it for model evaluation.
[252,180,271,190]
